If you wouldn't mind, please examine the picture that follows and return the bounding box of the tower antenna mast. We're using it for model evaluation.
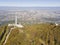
[15,12,17,25]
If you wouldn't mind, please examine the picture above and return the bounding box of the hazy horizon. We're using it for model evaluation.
[0,7,60,10]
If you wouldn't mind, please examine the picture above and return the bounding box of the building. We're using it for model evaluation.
[8,15,23,28]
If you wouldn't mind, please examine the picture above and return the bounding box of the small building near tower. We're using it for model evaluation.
[55,23,59,26]
[8,15,23,28]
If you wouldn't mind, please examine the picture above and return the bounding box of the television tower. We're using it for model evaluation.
[15,15,17,25]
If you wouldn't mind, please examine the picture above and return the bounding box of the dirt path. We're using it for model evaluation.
[3,27,15,45]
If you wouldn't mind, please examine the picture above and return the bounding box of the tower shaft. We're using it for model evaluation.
[15,15,17,25]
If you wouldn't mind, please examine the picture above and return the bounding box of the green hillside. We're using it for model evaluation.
[0,25,7,45]
[0,23,60,45]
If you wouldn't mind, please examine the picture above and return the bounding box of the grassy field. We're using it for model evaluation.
[0,23,60,45]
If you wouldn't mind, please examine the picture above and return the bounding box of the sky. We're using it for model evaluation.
[0,0,60,7]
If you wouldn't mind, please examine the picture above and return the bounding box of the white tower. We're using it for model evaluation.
[8,13,23,28]
[15,15,17,25]
[14,15,23,28]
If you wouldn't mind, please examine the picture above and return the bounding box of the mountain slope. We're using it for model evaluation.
[3,23,60,45]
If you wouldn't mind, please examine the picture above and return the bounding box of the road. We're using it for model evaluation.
[3,27,15,45]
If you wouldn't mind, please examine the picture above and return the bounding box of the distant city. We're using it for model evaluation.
[0,7,60,25]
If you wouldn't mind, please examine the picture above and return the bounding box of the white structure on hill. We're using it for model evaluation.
[8,15,23,28]
[55,23,59,26]
[15,15,17,25]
